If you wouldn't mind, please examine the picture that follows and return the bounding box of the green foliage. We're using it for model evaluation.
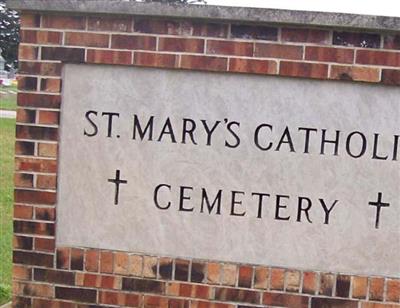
[0,118,15,305]
[0,0,20,70]
[0,284,11,305]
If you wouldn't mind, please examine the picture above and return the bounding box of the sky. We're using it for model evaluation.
[205,0,400,18]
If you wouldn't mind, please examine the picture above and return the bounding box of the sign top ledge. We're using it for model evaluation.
[7,0,400,32]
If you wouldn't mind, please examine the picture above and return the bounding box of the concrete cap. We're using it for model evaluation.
[7,0,400,32]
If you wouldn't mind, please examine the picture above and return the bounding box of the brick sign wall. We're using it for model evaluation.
[10,2,400,307]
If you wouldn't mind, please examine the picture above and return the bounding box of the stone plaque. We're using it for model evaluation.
[58,64,400,277]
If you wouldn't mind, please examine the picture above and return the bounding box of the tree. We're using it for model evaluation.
[0,0,19,70]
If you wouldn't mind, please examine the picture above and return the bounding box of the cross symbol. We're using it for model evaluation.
[368,192,390,229]
[108,169,128,205]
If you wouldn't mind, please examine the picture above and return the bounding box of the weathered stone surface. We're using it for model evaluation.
[57,64,400,277]
[8,0,400,32]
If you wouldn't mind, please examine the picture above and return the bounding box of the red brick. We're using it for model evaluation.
[13,251,54,267]
[65,32,109,48]
[384,35,400,50]
[38,143,58,158]
[181,55,227,72]
[42,15,86,30]
[20,30,62,45]
[333,31,381,48]
[32,299,74,308]
[114,252,129,275]
[16,109,36,123]
[100,275,120,289]
[99,290,140,307]
[111,34,156,50]
[356,50,400,67]
[13,296,31,308]
[215,287,260,304]
[16,157,57,173]
[38,110,60,125]
[330,65,380,82]
[13,265,32,281]
[122,277,165,294]
[207,40,253,56]
[14,189,56,205]
[207,262,221,284]
[159,37,204,53]
[14,204,33,219]
[14,173,34,188]
[307,46,354,63]
[100,251,114,273]
[191,261,206,283]
[134,18,180,35]
[361,303,400,308]
[88,16,133,32]
[55,286,97,303]
[18,76,38,91]
[34,238,55,252]
[85,249,99,272]
[81,273,100,288]
[382,69,400,85]
[13,235,33,250]
[280,61,328,79]
[87,49,132,65]
[19,62,62,77]
[352,276,368,299]
[369,277,385,301]
[319,272,335,296]
[14,220,54,236]
[143,295,168,307]
[18,45,38,60]
[40,78,61,93]
[311,297,357,308]
[192,22,229,38]
[229,58,277,74]
[15,141,35,156]
[302,272,317,294]
[231,24,278,41]
[18,92,61,108]
[270,268,285,290]
[134,52,178,68]
[255,43,303,60]
[254,266,268,289]
[336,274,351,297]
[57,248,70,269]
[20,14,41,28]
[35,207,56,221]
[238,266,253,288]
[281,28,330,44]
[286,270,301,292]
[36,175,57,190]
[36,174,57,191]
[222,264,237,286]
[172,259,188,282]
[16,125,58,141]
[34,268,75,285]
[41,47,85,62]
[158,257,172,280]
[71,248,84,271]
[143,256,157,278]
[386,279,400,302]
[263,292,308,308]
[13,281,54,297]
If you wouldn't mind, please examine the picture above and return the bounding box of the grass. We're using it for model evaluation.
[0,118,15,305]
[0,84,17,111]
